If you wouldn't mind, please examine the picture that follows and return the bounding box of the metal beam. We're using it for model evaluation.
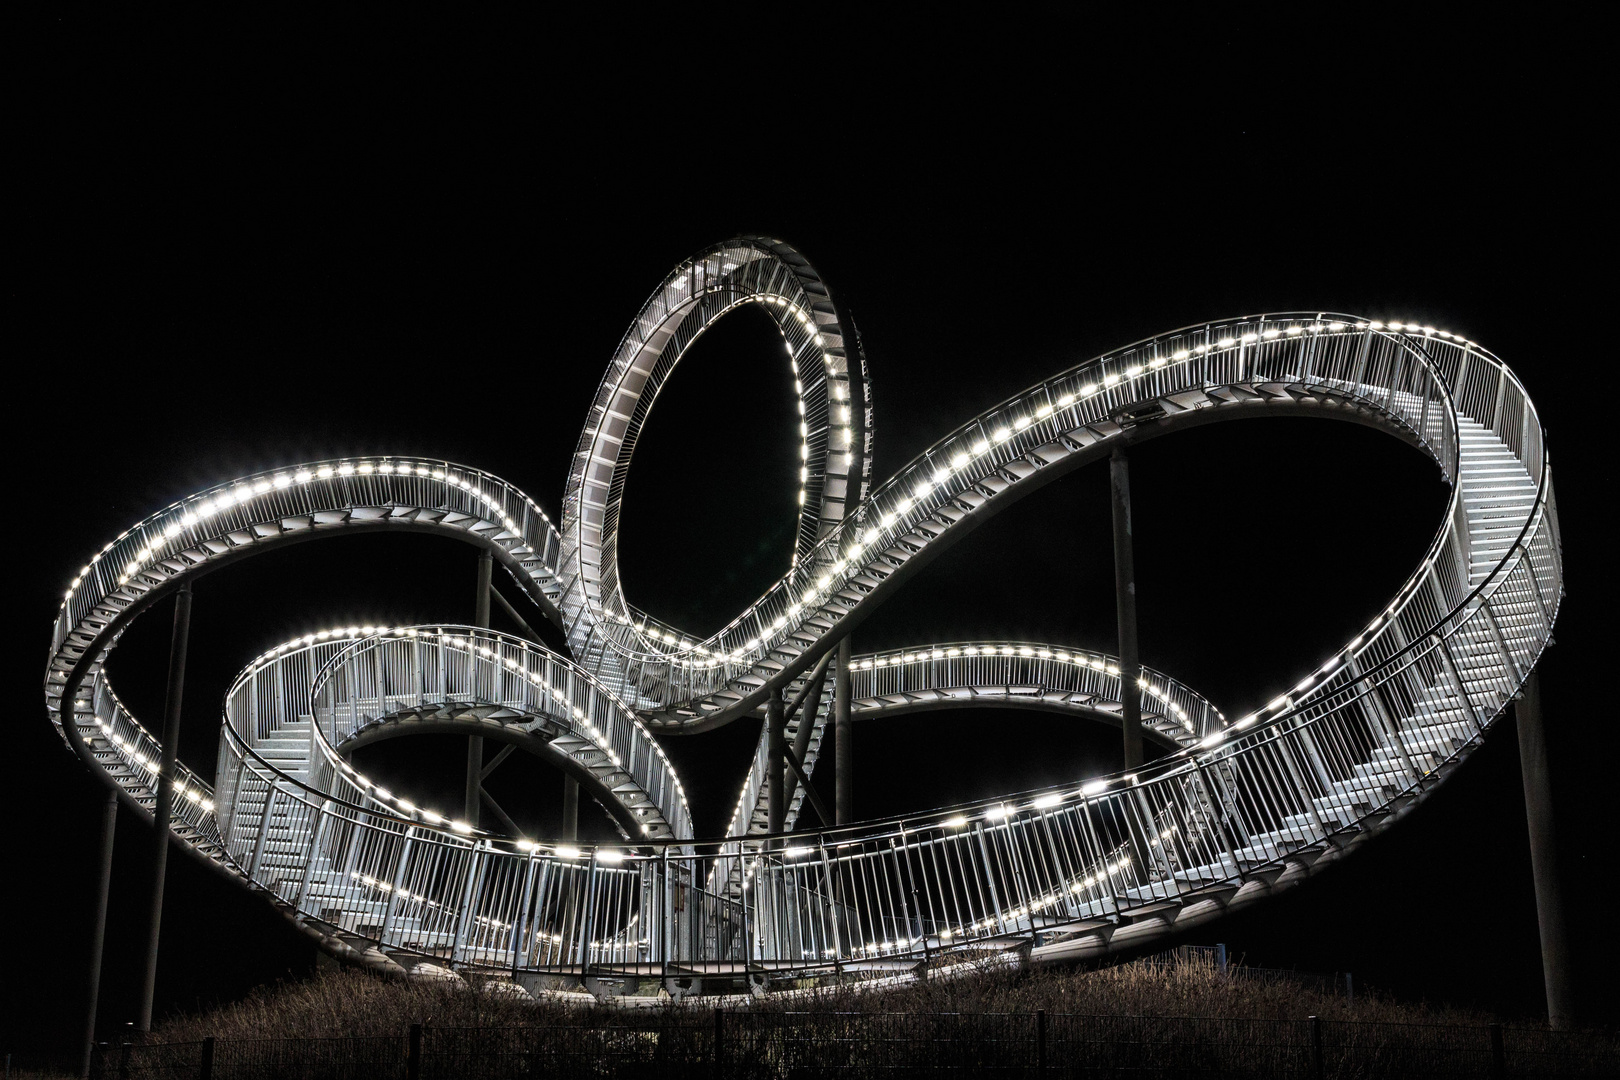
[783,744,831,827]
[782,652,833,810]
[475,550,492,629]
[479,786,523,838]
[464,737,483,829]
[490,585,543,644]
[137,581,192,1031]
[467,551,493,827]
[835,637,853,825]
[784,649,836,724]
[1517,669,1574,1029]
[1110,445,1144,771]
[767,687,786,836]
[480,743,516,781]
[80,785,117,1078]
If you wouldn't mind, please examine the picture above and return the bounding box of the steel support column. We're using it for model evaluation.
[1516,669,1573,1029]
[767,686,786,836]
[1110,445,1144,770]
[80,785,117,1078]
[137,581,192,1031]
[466,551,492,827]
[835,637,852,825]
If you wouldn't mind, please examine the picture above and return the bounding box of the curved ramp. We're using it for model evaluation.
[42,238,1560,994]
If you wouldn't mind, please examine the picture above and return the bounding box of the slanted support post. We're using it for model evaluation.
[1516,668,1573,1029]
[767,686,786,837]
[782,650,834,812]
[137,581,192,1031]
[81,785,117,1079]
[466,551,493,827]
[1111,445,1144,770]
[834,637,853,825]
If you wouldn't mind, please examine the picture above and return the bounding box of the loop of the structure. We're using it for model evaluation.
[43,237,1561,996]
[557,237,871,707]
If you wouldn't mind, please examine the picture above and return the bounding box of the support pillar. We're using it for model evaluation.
[136,581,192,1031]
[767,686,786,836]
[81,786,117,1078]
[835,637,852,825]
[1516,669,1573,1029]
[466,551,493,827]
[561,775,579,842]
[464,741,482,829]
[1110,446,1144,770]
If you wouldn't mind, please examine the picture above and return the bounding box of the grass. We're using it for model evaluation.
[79,956,1613,1078]
[147,951,1494,1041]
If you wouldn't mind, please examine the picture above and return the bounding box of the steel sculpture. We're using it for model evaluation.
[47,238,1562,1016]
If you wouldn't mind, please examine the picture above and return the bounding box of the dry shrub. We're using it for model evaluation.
[153,951,1484,1041]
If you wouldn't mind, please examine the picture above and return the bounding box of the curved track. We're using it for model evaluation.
[43,238,1561,998]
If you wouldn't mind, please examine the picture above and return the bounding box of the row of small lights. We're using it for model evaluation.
[81,679,218,812]
[605,287,858,658]
[772,845,1137,959]
[232,627,689,840]
[86,720,217,813]
[608,318,1471,674]
[61,459,551,605]
[665,317,1487,766]
[854,644,1208,733]
[718,639,1209,839]
[61,320,1487,873]
[713,636,1210,839]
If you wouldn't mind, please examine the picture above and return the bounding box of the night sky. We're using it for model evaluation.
[6,12,1611,1059]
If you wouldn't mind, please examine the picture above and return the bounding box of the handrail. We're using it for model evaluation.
[41,237,1558,992]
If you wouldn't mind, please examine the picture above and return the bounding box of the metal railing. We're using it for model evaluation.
[557,314,1486,725]
[43,249,1559,997]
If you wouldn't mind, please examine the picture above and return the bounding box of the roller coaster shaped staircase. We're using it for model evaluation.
[44,238,1562,1002]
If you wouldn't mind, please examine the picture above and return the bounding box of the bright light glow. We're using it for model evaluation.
[943,815,968,828]
[554,845,581,859]
[595,849,625,863]
[1032,793,1062,809]
[1080,780,1109,796]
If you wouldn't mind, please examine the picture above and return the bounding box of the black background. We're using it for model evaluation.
[5,10,1612,1058]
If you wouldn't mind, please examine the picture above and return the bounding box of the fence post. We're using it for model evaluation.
[117,1042,131,1080]
[1217,943,1228,976]
[713,1008,724,1080]
[1036,1009,1047,1073]
[1344,971,1354,1007]
[1489,1023,1505,1080]
[406,1023,422,1080]
[1309,1015,1323,1080]
[198,1036,214,1080]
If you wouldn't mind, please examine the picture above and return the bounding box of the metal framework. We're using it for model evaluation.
[44,237,1562,1004]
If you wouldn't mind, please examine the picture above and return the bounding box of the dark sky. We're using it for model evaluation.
[6,11,1612,1059]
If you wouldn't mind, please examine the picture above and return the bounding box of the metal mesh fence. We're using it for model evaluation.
[89,1012,1619,1079]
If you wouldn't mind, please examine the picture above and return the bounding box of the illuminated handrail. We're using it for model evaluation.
[41,235,1558,993]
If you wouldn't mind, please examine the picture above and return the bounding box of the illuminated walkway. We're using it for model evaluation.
[45,238,1560,998]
